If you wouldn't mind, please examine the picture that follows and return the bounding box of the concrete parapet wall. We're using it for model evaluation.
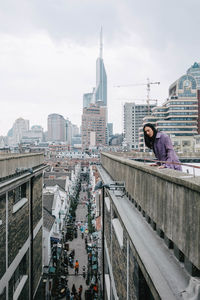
[101,152,200,270]
[0,153,44,178]
[105,151,200,158]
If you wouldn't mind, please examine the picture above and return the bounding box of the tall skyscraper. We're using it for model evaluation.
[94,28,107,107]
[81,29,108,149]
[83,92,94,108]
[47,113,66,142]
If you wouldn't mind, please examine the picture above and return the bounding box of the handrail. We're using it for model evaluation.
[129,157,200,177]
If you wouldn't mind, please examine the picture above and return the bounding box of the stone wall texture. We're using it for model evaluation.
[33,228,42,294]
[8,187,29,266]
[33,174,43,230]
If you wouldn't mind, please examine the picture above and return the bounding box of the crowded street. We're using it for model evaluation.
[47,175,100,300]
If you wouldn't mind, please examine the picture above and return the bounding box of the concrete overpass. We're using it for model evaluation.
[98,152,200,300]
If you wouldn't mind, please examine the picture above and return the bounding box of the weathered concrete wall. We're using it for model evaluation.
[101,152,200,270]
[0,153,44,179]
[104,194,154,300]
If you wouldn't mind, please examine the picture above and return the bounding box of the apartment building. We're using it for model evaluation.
[0,153,45,299]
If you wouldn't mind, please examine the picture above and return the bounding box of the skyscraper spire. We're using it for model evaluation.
[100,26,103,59]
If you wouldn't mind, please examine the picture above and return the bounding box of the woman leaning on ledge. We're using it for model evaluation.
[143,123,182,171]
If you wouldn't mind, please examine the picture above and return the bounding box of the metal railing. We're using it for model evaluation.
[129,157,200,177]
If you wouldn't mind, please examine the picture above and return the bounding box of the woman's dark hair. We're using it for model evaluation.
[143,123,157,149]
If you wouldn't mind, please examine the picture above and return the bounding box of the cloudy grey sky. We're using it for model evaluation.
[0,0,200,135]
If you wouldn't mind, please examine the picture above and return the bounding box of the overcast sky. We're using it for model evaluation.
[0,0,200,135]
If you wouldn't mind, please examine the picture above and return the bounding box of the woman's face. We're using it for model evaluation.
[144,126,154,137]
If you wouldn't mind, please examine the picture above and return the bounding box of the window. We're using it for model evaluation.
[13,183,27,204]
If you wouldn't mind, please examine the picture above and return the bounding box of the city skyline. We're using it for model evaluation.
[0,0,200,135]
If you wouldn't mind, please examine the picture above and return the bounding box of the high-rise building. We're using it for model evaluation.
[139,63,199,152]
[124,103,156,149]
[94,29,107,107]
[47,114,66,142]
[82,104,107,149]
[187,62,200,133]
[65,120,79,148]
[81,29,108,150]
[83,92,94,108]
[21,125,44,145]
[7,118,29,146]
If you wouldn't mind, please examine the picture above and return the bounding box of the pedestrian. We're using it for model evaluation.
[72,284,76,295]
[88,252,92,264]
[74,292,79,300]
[78,285,83,297]
[66,287,70,300]
[74,260,79,275]
[93,283,98,296]
[143,123,182,171]
[70,292,74,300]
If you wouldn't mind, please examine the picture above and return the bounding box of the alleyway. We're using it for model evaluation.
[66,190,88,298]
[49,177,100,300]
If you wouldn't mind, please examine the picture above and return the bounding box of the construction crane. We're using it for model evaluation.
[114,78,160,113]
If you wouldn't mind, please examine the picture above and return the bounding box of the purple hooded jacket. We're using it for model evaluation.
[153,132,182,171]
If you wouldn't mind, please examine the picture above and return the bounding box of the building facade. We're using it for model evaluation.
[7,118,30,146]
[94,57,107,107]
[21,125,44,145]
[124,103,156,149]
[83,92,94,109]
[47,114,66,142]
[139,63,199,152]
[82,104,107,150]
[0,153,45,300]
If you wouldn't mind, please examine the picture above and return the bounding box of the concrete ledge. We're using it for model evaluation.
[13,198,28,214]
[98,165,190,300]
[101,152,200,270]
[0,153,44,179]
